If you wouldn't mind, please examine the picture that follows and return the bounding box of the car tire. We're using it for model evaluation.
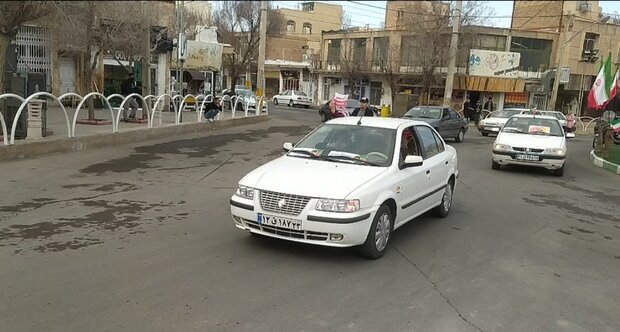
[433,180,454,218]
[359,204,393,260]
[454,129,465,142]
[273,98,278,105]
[553,165,564,177]
[492,160,501,170]
[288,100,294,107]
[481,132,489,137]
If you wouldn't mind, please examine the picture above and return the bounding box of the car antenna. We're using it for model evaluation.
[356,109,364,125]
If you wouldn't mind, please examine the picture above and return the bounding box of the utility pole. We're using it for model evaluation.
[443,0,462,107]
[549,12,570,112]
[257,0,268,113]
[141,0,151,119]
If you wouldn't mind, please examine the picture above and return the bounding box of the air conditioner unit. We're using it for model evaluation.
[580,2,592,12]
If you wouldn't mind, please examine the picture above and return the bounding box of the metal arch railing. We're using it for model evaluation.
[10,92,72,144]
[0,94,26,145]
[113,93,151,132]
[149,94,177,128]
[177,94,197,124]
[72,92,115,136]
[0,92,265,145]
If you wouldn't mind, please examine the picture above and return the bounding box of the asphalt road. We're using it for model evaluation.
[1,105,619,331]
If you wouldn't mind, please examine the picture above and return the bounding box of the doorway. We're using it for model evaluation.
[468,91,481,107]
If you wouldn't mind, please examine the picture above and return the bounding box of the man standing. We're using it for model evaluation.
[483,96,494,114]
[351,97,379,117]
[121,72,139,121]
[463,97,474,123]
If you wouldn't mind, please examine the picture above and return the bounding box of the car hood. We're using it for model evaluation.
[239,155,388,199]
[480,118,509,126]
[497,133,565,149]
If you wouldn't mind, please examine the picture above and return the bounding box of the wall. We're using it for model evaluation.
[563,18,620,76]
[385,1,450,30]
[266,36,309,62]
[512,1,563,31]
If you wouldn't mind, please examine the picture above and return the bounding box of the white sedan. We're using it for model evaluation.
[478,109,526,136]
[272,90,312,108]
[492,114,573,177]
[230,117,459,259]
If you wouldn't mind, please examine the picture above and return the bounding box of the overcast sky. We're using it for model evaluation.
[270,1,620,29]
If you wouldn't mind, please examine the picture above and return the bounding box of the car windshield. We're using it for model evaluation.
[404,107,442,119]
[236,90,252,97]
[489,110,521,118]
[501,117,564,136]
[295,91,307,96]
[289,124,396,167]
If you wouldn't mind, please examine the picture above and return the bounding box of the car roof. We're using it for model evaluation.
[326,117,428,129]
[510,114,559,120]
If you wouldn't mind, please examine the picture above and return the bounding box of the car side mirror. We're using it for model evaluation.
[283,142,294,152]
[566,132,575,138]
[403,155,424,168]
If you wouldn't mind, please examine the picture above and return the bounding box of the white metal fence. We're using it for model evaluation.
[0,92,268,146]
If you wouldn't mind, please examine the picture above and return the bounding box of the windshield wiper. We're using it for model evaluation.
[323,155,380,166]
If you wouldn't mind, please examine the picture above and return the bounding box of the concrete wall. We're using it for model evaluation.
[385,1,450,30]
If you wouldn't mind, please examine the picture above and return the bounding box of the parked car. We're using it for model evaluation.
[230,117,459,259]
[492,114,573,176]
[403,106,468,142]
[478,109,524,136]
[272,90,313,108]
[230,89,267,113]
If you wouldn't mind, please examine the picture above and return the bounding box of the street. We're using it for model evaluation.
[1,104,619,331]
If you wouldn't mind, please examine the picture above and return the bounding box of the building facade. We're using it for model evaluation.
[514,0,620,114]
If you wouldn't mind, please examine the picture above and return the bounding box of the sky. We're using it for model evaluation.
[270,0,620,29]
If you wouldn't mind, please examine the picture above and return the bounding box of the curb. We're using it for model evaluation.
[0,115,269,162]
[590,149,620,175]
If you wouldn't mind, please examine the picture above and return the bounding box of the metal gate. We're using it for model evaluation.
[13,25,52,92]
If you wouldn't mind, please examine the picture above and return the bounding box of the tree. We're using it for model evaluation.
[340,35,368,98]
[0,1,55,93]
[50,1,155,119]
[212,0,285,93]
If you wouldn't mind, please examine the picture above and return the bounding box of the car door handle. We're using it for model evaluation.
[426,170,431,174]
[445,161,449,165]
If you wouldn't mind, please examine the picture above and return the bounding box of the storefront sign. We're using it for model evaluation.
[469,49,521,78]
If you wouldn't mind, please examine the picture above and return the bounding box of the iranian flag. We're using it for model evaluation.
[611,118,620,134]
[609,68,619,101]
[588,54,614,109]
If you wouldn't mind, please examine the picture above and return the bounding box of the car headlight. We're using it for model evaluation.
[494,143,512,151]
[316,199,360,212]
[235,185,255,200]
[546,148,566,156]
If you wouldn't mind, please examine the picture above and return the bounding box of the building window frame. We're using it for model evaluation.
[286,20,296,33]
[303,23,312,34]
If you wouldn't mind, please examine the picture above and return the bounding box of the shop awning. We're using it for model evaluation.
[454,76,525,93]
[186,70,207,81]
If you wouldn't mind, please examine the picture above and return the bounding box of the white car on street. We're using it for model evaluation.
[478,109,526,136]
[272,90,312,108]
[492,114,573,177]
[230,117,459,259]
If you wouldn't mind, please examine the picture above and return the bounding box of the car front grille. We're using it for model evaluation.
[513,147,544,153]
[260,190,310,216]
[243,219,328,241]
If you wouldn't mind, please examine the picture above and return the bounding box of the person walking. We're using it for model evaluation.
[121,72,139,122]
[463,97,474,123]
[483,96,494,117]
[351,97,379,117]
[474,99,482,126]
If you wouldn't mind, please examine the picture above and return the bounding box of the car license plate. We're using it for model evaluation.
[516,154,539,161]
[257,213,302,230]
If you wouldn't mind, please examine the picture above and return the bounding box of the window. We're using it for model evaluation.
[302,2,315,12]
[397,10,404,22]
[286,20,296,32]
[415,126,443,158]
[303,23,312,34]
[372,37,389,63]
[449,109,461,119]
[582,32,599,58]
[327,39,341,62]
[510,37,553,70]
[351,38,367,62]
[475,35,507,51]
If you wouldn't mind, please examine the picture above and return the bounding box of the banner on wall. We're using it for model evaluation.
[468,49,521,78]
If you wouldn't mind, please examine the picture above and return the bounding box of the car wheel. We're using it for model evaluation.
[359,204,393,260]
[553,165,564,177]
[273,98,278,105]
[288,100,294,107]
[481,132,489,137]
[433,180,454,218]
[492,160,501,170]
[455,129,465,142]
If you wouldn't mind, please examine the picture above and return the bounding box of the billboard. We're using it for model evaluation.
[468,49,521,78]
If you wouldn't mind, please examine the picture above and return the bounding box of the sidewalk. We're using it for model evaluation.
[2,105,254,144]
[0,104,268,161]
